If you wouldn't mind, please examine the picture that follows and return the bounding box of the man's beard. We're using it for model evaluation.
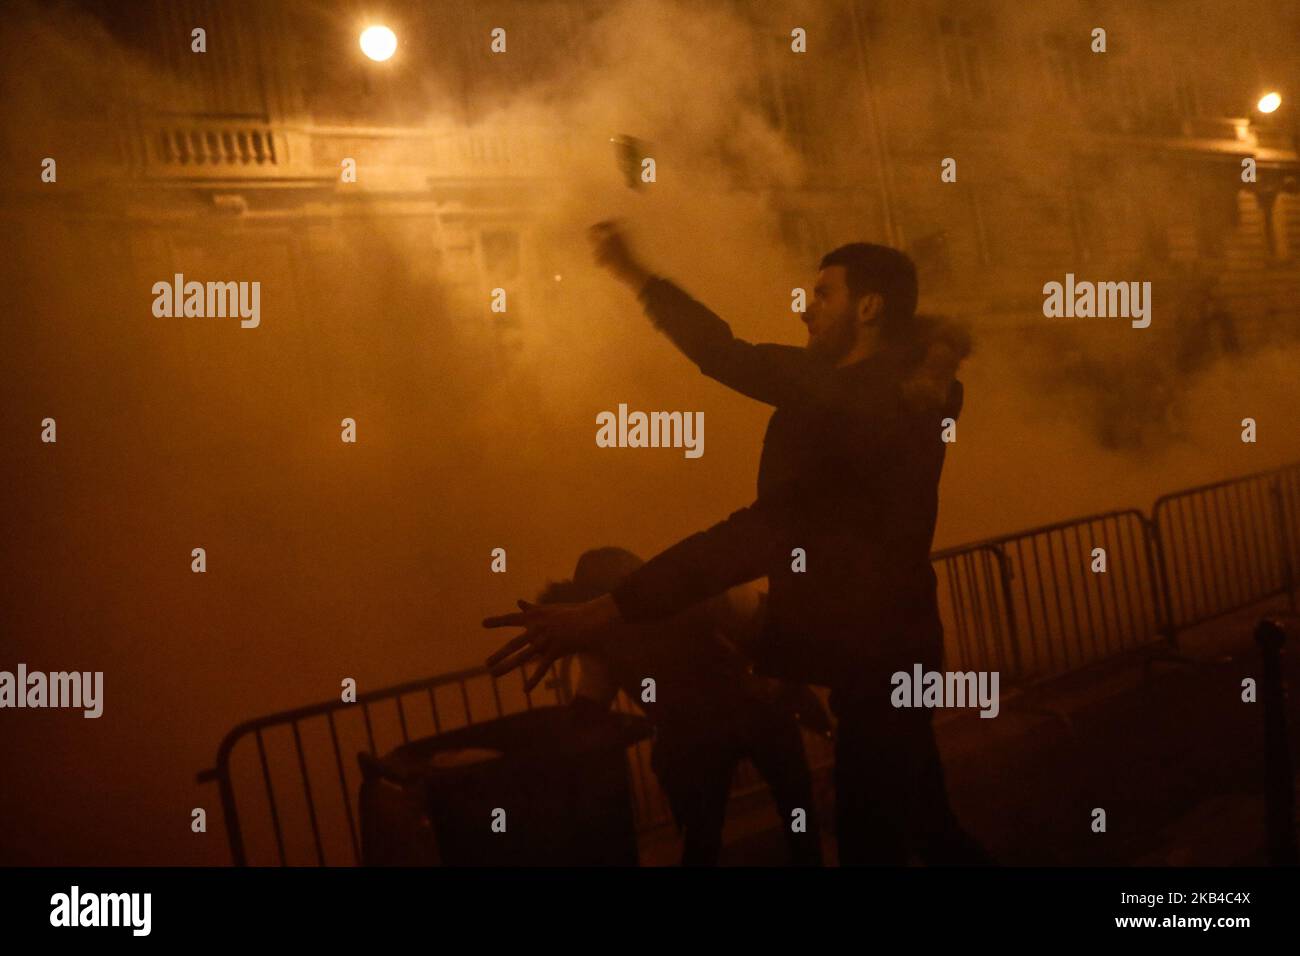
[807,311,857,363]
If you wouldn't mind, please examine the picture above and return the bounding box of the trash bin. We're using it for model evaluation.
[358,706,652,866]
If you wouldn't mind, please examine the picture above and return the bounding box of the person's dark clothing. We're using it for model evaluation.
[592,601,759,740]
[649,693,822,866]
[604,276,988,865]
[571,589,823,866]
[829,655,992,865]
[609,276,961,686]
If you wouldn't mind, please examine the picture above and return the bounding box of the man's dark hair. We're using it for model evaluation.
[819,243,919,338]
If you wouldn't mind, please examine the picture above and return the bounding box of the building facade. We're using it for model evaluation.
[16,0,1300,351]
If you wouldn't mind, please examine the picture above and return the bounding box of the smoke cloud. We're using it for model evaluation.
[1,0,1297,863]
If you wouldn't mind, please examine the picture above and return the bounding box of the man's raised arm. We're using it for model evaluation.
[590,220,825,407]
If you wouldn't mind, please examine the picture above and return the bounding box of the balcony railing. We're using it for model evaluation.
[152,123,279,168]
[118,120,576,186]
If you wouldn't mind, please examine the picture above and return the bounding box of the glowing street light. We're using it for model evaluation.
[360,25,397,62]
[1257,91,1282,114]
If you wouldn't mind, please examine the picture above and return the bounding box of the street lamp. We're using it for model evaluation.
[1257,91,1282,114]
[360,25,397,62]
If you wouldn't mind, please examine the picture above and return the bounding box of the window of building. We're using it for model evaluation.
[1194,182,1239,258]
[938,16,987,100]
[1273,196,1291,260]
[1262,191,1296,262]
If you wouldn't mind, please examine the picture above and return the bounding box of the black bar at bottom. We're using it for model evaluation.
[0,866,1289,943]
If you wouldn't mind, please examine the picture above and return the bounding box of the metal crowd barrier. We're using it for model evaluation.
[196,664,571,866]
[1153,464,1299,639]
[932,543,1020,681]
[201,462,1300,865]
[942,509,1166,685]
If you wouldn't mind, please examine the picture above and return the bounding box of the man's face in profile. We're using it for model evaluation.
[805,265,860,363]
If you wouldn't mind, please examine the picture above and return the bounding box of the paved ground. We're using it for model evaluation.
[639,600,1300,866]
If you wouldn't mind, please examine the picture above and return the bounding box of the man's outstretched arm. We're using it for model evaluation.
[483,491,792,686]
[484,484,862,689]
[607,489,802,626]
[590,221,826,407]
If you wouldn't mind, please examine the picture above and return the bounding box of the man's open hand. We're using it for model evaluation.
[588,220,651,290]
[484,594,623,693]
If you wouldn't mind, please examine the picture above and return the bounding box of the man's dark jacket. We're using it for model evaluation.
[608,277,963,688]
